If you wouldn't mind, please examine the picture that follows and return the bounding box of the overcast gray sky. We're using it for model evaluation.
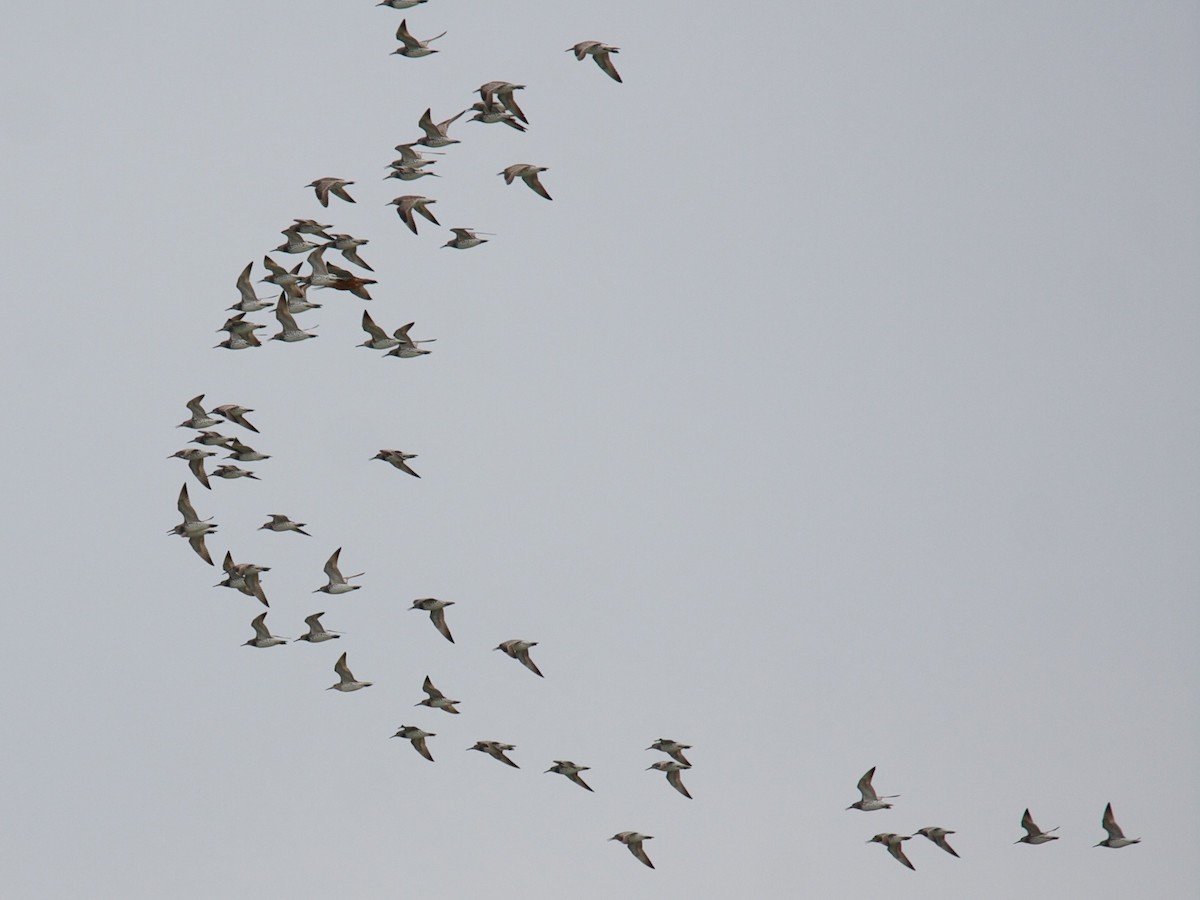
[1,1,1196,897]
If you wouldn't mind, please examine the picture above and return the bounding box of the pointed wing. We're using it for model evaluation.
[1102,803,1124,840]
[393,322,415,346]
[517,648,544,677]
[306,246,329,276]
[185,394,207,418]
[666,767,692,799]
[1021,809,1039,836]
[249,612,270,640]
[430,607,454,643]
[361,311,388,341]
[236,262,257,303]
[334,652,352,681]
[189,533,214,566]
[341,247,373,271]
[524,173,552,200]
[888,840,915,871]
[245,571,268,607]
[437,108,466,130]
[595,50,622,83]
[324,548,345,583]
[501,92,527,124]
[857,767,879,802]
[395,19,418,47]
[422,676,445,701]
[177,484,199,522]
[568,772,594,792]
[187,454,211,489]
[274,297,300,331]
[393,457,420,478]
[417,108,438,139]
[629,842,654,869]
[412,735,434,761]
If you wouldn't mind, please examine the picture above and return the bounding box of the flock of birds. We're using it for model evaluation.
[168,2,676,873]
[167,2,1145,877]
[846,767,1140,871]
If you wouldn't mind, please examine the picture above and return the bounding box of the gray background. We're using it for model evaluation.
[1,1,1196,897]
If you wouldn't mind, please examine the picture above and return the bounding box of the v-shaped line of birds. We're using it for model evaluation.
[171,4,1146,876]
[166,4,685,874]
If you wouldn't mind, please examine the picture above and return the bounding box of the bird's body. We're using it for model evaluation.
[321,262,376,300]
[260,256,306,291]
[215,332,261,350]
[442,227,488,249]
[469,741,519,768]
[190,430,234,448]
[274,228,322,255]
[242,612,286,648]
[218,549,270,607]
[392,19,445,57]
[648,759,692,799]
[270,297,317,342]
[384,322,435,358]
[393,725,436,760]
[178,394,222,429]
[847,766,898,811]
[417,675,460,714]
[359,311,401,350]
[647,739,692,767]
[416,107,465,147]
[1095,803,1140,848]
[225,439,270,462]
[410,598,455,643]
[328,652,372,691]
[499,164,552,200]
[211,464,259,481]
[219,554,270,607]
[568,41,622,82]
[495,639,543,677]
[297,611,340,643]
[169,448,214,490]
[469,100,527,131]
[915,827,960,857]
[373,449,420,477]
[211,404,259,433]
[301,247,341,288]
[478,81,528,123]
[291,218,333,239]
[546,760,592,792]
[868,833,915,870]
[169,483,216,564]
[229,262,274,311]
[388,195,439,234]
[307,178,356,207]
[315,547,363,594]
[385,165,440,182]
[609,832,653,868]
[1016,808,1060,845]
[217,313,265,338]
[259,514,309,536]
[391,142,440,168]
